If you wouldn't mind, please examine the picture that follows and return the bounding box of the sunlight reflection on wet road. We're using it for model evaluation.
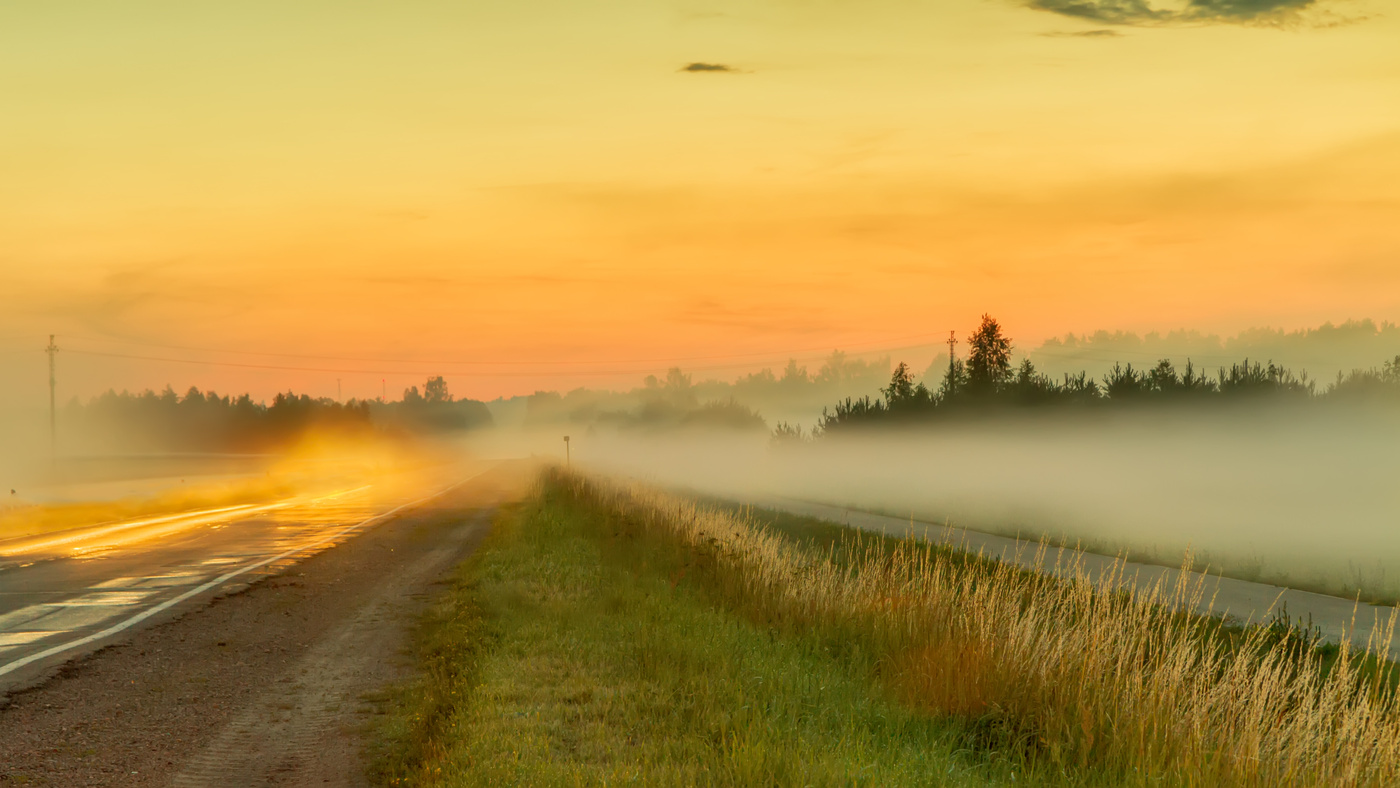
[0,468,477,692]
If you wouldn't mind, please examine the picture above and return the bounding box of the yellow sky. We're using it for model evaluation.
[2,0,1399,401]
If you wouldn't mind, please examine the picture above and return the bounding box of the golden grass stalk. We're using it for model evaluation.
[563,471,1400,786]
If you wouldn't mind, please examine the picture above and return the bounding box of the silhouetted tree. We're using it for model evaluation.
[1218,359,1312,397]
[967,314,1013,397]
[881,362,932,415]
[780,358,808,389]
[1104,363,1149,400]
[938,357,968,402]
[423,375,453,404]
[1011,359,1058,405]
[643,367,698,408]
[883,362,917,404]
[1059,371,1102,404]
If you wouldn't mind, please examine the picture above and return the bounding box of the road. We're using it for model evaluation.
[743,495,1400,662]
[0,462,521,786]
[0,467,477,696]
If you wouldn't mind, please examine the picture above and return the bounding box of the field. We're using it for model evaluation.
[371,468,1400,786]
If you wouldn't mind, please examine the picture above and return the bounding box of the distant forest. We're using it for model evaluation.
[799,315,1400,439]
[495,351,893,432]
[65,376,492,453]
[1022,318,1400,384]
[57,318,1400,450]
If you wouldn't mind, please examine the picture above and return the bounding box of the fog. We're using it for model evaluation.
[7,388,1397,604]
[481,406,1400,603]
[0,408,57,504]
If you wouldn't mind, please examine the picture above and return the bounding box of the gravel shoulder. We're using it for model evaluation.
[0,463,529,787]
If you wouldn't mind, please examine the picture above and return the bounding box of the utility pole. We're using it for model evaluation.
[337,378,342,402]
[946,330,958,394]
[381,379,386,402]
[45,334,58,459]
[563,435,570,468]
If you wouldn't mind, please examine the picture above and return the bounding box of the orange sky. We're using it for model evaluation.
[2,0,1399,403]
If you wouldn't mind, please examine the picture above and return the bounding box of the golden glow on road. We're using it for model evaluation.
[0,482,378,559]
[0,502,288,558]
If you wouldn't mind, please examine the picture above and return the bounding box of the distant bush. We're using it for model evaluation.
[377,376,493,433]
[595,397,767,433]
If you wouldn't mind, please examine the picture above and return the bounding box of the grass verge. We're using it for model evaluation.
[372,470,1400,786]
[367,482,999,786]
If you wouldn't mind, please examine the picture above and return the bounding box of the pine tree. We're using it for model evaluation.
[967,314,1013,396]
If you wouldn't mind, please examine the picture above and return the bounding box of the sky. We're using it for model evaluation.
[2,0,1399,404]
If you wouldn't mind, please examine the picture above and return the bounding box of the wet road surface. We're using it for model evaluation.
[0,471,480,695]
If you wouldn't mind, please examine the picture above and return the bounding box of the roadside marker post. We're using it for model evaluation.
[46,334,58,461]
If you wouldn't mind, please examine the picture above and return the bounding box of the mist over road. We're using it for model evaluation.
[742,495,1400,661]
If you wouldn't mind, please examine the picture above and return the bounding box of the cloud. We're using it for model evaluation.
[1186,0,1316,19]
[1027,0,1170,24]
[1040,28,1125,36]
[680,62,737,73]
[1025,0,1325,25]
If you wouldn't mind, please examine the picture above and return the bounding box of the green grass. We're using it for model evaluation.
[368,485,1008,787]
[370,473,1400,786]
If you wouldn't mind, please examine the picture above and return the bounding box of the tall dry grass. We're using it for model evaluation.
[564,471,1400,786]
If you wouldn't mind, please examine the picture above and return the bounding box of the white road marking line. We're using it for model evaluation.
[0,472,482,680]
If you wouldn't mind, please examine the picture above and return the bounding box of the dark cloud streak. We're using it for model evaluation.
[1027,0,1167,23]
[1025,0,1323,25]
[680,62,737,73]
[1041,28,1125,36]
[1187,0,1314,18]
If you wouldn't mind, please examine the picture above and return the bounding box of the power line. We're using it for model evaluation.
[62,341,945,378]
[1028,346,1246,363]
[61,331,949,367]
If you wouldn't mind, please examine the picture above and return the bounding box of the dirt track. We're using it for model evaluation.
[0,466,521,787]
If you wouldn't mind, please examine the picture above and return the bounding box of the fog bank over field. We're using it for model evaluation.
[538,407,1400,602]
[0,409,53,499]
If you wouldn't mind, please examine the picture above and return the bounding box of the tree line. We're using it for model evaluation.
[793,315,1400,438]
[65,376,492,453]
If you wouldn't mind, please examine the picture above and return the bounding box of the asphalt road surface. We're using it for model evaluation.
[0,462,521,786]
[0,466,481,696]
